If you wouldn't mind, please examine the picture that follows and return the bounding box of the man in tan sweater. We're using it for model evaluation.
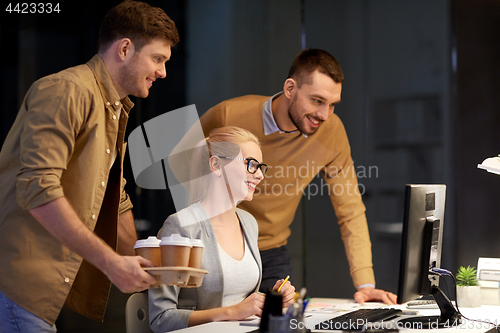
[199,49,396,304]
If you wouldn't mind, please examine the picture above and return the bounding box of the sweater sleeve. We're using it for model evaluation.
[322,120,375,289]
[148,284,193,333]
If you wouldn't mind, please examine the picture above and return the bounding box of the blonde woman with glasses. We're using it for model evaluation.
[149,126,295,332]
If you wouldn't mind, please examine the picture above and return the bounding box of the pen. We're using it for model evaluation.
[296,287,307,316]
[277,275,290,292]
[302,298,309,315]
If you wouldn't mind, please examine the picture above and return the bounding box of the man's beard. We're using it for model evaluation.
[288,96,320,135]
[117,55,148,98]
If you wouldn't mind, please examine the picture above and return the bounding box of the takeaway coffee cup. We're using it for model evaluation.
[134,236,162,287]
[160,234,192,267]
[134,236,161,267]
[188,238,204,269]
[187,238,205,286]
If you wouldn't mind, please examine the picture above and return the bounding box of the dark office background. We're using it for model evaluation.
[1,0,499,332]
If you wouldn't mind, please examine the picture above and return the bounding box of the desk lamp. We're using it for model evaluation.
[477,155,500,175]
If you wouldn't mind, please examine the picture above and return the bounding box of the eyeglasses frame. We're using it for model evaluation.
[217,156,268,176]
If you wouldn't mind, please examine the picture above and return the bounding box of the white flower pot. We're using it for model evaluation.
[457,286,482,308]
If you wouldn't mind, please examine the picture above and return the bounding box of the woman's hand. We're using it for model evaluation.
[188,292,265,326]
[227,292,266,320]
[272,279,296,308]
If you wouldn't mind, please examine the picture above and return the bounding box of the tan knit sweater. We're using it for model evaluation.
[200,95,375,288]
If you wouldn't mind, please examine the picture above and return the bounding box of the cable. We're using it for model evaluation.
[449,271,499,331]
[428,267,499,331]
[431,267,453,276]
[428,270,451,301]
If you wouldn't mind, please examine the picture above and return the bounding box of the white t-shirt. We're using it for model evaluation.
[218,237,260,307]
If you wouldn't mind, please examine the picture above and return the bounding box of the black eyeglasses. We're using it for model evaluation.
[217,156,268,176]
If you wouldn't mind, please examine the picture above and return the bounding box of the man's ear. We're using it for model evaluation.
[117,38,134,61]
[283,78,297,100]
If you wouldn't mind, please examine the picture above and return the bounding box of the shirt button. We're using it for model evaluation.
[112,115,117,120]
[114,101,120,106]
[106,149,111,154]
[92,214,96,220]
[106,102,110,106]
[64,277,70,283]
[101,181,105,187]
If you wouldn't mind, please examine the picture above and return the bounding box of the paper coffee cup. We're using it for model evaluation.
[134,236,162,267]
[188,239,204,269]
[160,234,192,267]
[134,236,162,288]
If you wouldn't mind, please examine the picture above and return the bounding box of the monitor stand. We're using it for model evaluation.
[398,287,462,329]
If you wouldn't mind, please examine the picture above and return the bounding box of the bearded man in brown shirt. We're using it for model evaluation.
[0,1,179,331]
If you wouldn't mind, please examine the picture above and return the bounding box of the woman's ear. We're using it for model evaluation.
[210,156,222,176]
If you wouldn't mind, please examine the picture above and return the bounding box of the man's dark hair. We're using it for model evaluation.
[98,0,180,53]
[288,49,344,86]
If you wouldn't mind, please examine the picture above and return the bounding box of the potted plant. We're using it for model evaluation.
[456,265,481,308]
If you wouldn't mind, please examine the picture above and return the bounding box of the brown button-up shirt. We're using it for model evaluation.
[0,55,134,324]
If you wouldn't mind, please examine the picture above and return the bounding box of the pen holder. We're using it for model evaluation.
[269,314,291,333]
[260,289,283,333]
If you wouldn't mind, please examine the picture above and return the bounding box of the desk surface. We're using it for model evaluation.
[171,298,500,332]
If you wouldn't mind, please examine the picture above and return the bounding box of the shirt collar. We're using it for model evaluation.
[86,54,134,115]
[262,92,308,138]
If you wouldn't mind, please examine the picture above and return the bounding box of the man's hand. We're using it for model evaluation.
[354,287,398,305]
[29,197,157,293]
[104,255,157,293]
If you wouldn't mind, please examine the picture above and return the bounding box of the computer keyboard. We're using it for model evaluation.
[315,308,402,331]
[406,299,439,309]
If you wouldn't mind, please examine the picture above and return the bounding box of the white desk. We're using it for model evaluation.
[171,298,500,332]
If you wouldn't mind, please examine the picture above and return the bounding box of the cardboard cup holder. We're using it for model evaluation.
[144,267,209,288]
[136,235,207,288]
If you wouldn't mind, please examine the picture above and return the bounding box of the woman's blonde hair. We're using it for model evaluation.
[206,126,260,148]
[188,126,260,204]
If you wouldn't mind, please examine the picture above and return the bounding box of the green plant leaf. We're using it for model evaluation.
[456,265,479,286]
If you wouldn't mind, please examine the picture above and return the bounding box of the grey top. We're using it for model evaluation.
[148,202,262,332]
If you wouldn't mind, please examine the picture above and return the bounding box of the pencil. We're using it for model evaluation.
[277,275,290,292]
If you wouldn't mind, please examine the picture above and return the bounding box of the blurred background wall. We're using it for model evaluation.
[1,0,499,331]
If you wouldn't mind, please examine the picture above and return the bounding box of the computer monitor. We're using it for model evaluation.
[397,184,461,328]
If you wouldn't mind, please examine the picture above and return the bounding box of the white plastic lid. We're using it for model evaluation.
[134,236,161,249]
[160,234,192,247]
[190,238,204,248]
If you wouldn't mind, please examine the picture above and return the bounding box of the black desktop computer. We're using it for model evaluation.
[397,184,461,329]
[315,184,461,331]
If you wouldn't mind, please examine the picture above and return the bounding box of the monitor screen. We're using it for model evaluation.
[396,184,461,328]
[397,184,446,304]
